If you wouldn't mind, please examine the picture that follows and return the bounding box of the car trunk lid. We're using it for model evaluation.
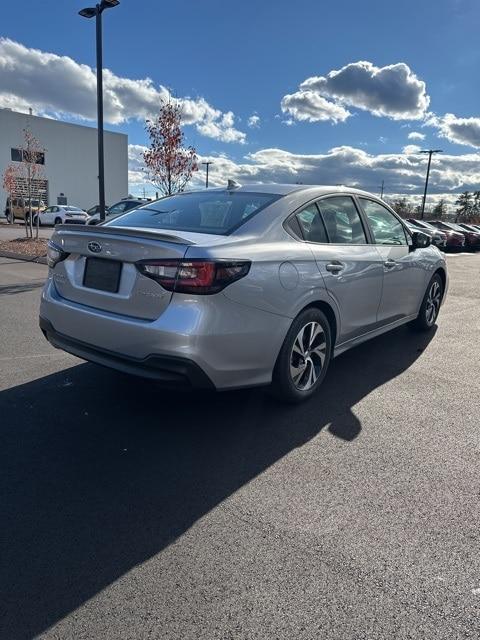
[50,225,195,320]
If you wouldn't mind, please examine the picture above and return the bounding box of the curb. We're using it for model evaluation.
[0,250,47,265]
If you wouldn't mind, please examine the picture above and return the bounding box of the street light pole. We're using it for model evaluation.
[202,161,213,188]
[95,7,105,222]
[79,0,120,222]
[419,149,443,219]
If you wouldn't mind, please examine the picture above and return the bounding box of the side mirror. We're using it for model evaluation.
[411,230,431,250]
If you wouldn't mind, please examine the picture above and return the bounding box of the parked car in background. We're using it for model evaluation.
[412,219,464,251]
[40,184,447,404]
[405,219,447,250]
[5,197,46,223]
[457,223,480,236]
[430,220,480,251]
[87,204,110,216]
[34,205,89,226]
[87,198,148,225]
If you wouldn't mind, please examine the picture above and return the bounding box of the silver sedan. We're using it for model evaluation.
[40,183,447,403]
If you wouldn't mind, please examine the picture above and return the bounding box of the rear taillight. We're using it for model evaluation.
[136,259,251,294]
[47,241,69,268]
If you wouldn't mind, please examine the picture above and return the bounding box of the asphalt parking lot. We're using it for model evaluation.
[0,254,479,639]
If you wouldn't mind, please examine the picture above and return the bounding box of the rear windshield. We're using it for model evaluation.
[106,191,280,235]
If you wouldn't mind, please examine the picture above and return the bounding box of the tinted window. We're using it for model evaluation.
[317,196,367,244]
[11,148,22,162]
[360,199,407,245]
[107,192,280,235]
[296,204,328,243]
[124,201,142,211]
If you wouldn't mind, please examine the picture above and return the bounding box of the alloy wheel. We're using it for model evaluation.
[289,321,327,390]
[426,280,441,325]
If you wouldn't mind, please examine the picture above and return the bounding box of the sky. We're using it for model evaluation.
[1,0,480,206]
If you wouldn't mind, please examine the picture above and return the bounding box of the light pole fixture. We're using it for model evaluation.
[202,161,213,189]
[79,0,120,221]
[419,149,443,219]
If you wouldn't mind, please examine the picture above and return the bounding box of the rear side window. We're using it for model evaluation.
[360,199,407,246]
[295,204,328,243]
[107,191,280,235]
[317,196,367,244]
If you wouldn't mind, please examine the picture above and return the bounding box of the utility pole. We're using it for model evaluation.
[79,1,120,222]
[419,149,443,219]
[202,161,213,188]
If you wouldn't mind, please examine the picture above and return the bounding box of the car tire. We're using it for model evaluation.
[54,217,62,225]
[6,212,12,224]
[271,308,332,404]
[411,274,443,332]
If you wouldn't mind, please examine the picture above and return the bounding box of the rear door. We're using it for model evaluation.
[358,198,427,323]
[297,195,384,344]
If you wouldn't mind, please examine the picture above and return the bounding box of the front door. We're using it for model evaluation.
[358,198,427,324]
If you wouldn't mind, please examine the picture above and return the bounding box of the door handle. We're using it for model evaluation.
[326,261,345,274]
[384,259,397,270]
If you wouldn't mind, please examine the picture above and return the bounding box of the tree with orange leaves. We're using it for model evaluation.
[144,99,198,196]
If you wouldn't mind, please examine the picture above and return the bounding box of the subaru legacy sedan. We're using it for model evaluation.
[40,184,447,403]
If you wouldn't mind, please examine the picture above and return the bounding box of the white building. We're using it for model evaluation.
[0,108,128,212]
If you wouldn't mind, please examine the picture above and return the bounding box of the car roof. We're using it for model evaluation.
[186,183,381,198]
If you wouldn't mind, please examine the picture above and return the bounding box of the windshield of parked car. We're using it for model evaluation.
[106,191,281,235]
[64,207,84,212]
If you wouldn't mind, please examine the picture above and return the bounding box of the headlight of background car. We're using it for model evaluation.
[47,241,69,268]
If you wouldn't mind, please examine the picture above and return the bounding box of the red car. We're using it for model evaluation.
[427,221,466,251]
[431,221,480,251]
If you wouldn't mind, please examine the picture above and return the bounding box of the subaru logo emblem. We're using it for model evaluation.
[88,241,102,254]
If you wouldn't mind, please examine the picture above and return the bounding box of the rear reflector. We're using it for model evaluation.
[136,259,250,294]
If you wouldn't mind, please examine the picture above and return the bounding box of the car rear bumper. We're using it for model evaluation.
[40,316,214,389]
[40,277,290,390]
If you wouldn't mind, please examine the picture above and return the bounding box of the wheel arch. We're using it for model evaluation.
[299,300,338,347]
[433,266,446,293]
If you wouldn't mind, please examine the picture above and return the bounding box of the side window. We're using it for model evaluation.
[109,202,127,214]
[360,199,407,246]
[317,196,367,244]
[295,204,328,243]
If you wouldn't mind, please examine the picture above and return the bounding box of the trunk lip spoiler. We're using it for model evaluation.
[54,224,195,245]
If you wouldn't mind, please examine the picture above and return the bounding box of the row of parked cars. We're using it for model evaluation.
[404,218,480,251]
[4,197,149,226]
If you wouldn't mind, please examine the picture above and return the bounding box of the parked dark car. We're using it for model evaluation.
[405,219,447,250]
[457,222,480,237]
[408,219,464,251]
[87,198,149,225]
[431,220,480,251]
[87,204,110,216]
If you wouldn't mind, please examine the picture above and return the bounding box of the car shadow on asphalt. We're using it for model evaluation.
[0,324,435,639]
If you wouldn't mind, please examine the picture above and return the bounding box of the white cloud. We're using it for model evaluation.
[402,144,422,154]
[427,112,480,148]
[281,90,351,123]
[247,114,261,128]
[195,146,480,194]
[408,131,426,141]
[129,143,480,207]
[0,38,246,144]
[283,61,430,124]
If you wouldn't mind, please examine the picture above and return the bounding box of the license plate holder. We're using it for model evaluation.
[83,258,122,293]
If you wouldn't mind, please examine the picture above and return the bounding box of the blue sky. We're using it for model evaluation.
[1,0,480,202]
